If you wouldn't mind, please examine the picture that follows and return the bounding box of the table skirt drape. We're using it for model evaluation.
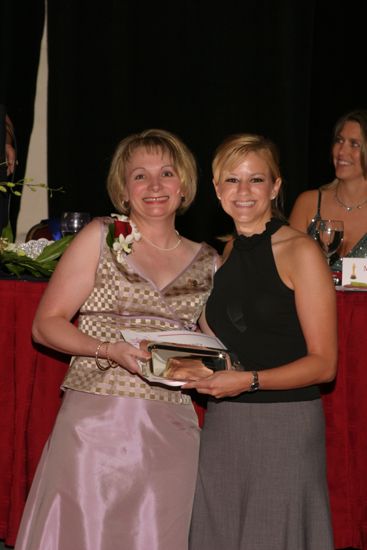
[321,290,367,549]
[0,280,68,546]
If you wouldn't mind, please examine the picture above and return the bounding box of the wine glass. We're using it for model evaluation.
[315,219,344,265]
[60,212,91,236]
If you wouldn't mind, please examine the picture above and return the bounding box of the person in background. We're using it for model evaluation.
[184,133,337,550]
[0,109,16,232]
[14,129,218,550]
[289,109,367,271]
[5,113,16,175]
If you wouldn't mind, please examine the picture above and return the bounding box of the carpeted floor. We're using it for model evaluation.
[0,539,361,549]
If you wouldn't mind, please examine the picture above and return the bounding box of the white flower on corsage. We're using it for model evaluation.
[106,214,141,263]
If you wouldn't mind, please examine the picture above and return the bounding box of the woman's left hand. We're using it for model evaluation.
[183,370,250,398]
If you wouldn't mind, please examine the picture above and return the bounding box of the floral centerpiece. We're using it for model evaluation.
[0,173,64,238]
[0,172,69,278]
[106,214,141,263]
[0,235,74,278]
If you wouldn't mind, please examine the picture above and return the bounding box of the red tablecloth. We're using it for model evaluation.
[321,290,367,549]
[0,280,366,548]
[0,280,69,546]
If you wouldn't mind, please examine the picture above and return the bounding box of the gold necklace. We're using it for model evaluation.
[141,230,182,251]
[334,183,367,212]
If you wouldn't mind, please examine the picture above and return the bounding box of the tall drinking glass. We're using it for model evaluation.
[315,219,344,265]
[60,212,91,236]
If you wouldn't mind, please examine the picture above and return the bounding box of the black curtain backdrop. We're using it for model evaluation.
[0,0,45,234]
[2,0,367,248]
[47,0,317,246]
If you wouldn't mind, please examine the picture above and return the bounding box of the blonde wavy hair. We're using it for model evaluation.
[107,129,197,215]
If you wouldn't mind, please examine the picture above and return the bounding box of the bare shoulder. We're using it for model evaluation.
[273,224,329,289]
[288,188,321,232]
[78,216,104,235]
[289,189,320,215]
[274,224,319,257]
[274,224,311,249]
[294,188,320,203]
[39,218,104,314]
[55,217,103,269]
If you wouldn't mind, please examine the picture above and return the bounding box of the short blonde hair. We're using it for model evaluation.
[107,129,197,214]
[212,133,284,217]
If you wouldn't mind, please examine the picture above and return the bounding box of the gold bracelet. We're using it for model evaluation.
[106,342,119,369]
[95,341,111,371]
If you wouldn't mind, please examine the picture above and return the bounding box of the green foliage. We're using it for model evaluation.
[0,177,64,197]
[1,221,13,242]
[106,223,115,248]
[0,169,68,277]
[0,235,74,278]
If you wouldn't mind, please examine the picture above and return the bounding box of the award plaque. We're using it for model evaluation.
[147,341,232,380]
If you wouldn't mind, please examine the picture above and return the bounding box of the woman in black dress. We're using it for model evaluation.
[185,134,337,550]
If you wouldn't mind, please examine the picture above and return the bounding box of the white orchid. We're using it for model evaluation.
[108,214,141,261]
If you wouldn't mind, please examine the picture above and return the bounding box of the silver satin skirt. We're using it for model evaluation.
[15,389,200,550]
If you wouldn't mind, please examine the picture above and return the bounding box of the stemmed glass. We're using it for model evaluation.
[60,212,91,236]
[315,219,344,266]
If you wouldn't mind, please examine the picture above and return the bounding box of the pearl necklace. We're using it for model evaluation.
[334,184,367,212]
[141,230,182,251]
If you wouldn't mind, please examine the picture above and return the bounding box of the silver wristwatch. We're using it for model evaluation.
[248,370,260,392]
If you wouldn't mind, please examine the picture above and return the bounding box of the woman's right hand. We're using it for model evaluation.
[108,341,151,374]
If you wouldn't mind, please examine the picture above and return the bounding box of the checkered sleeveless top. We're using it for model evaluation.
[62,219,218,404]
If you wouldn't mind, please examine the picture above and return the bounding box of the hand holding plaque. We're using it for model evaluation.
[124,329,229,386]
[146,341,236,382]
